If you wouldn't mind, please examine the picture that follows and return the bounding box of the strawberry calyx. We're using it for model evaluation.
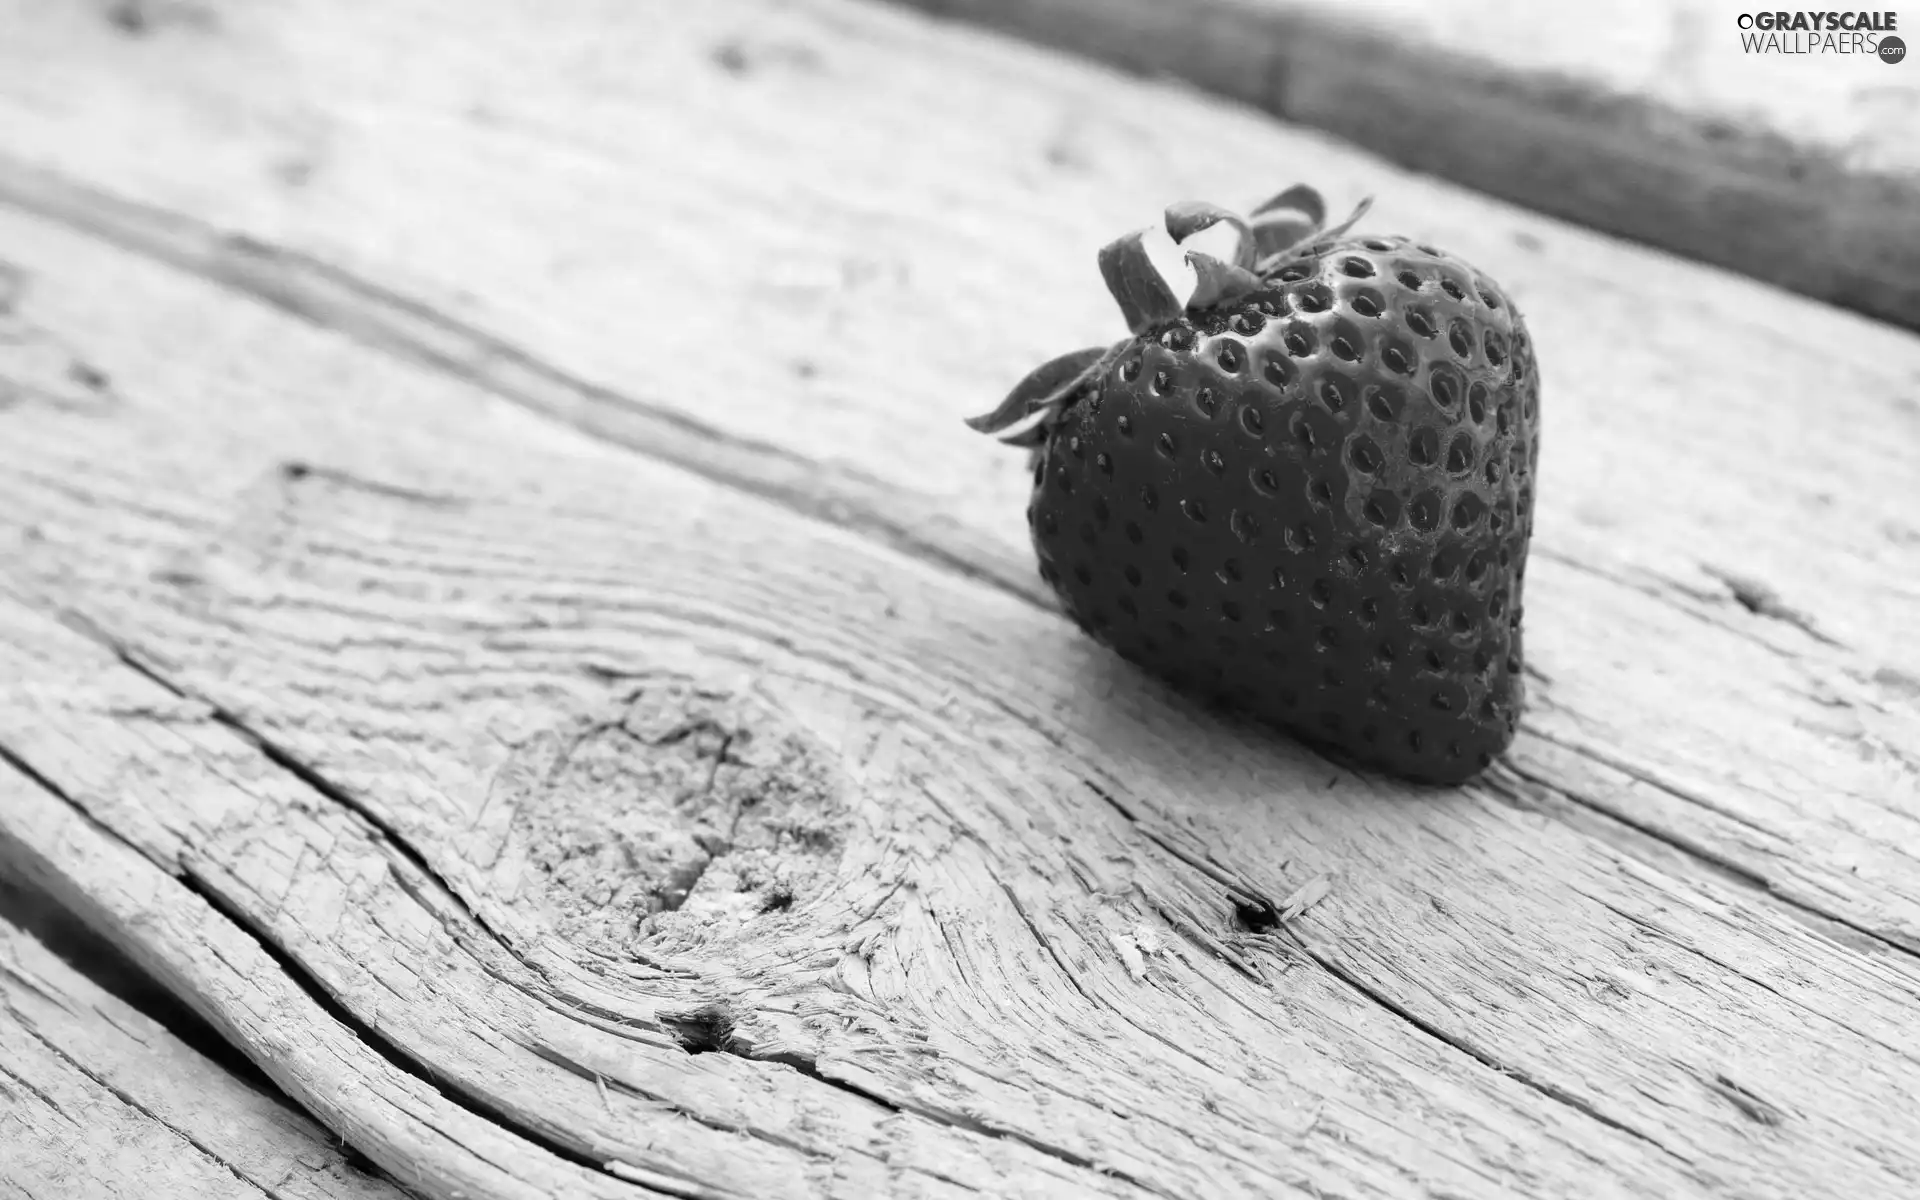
[963,342,1124,440]
[966,184,1373,441]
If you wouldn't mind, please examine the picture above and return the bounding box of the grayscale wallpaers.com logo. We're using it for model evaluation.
[1736,10,1905,59]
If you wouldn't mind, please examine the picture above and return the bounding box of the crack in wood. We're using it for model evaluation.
[1524,729,1780,838]
[4,1005,292,1199]
[0,870,271,1092]
[1081,779,1280,917]
[100,641,526,958]
[1705,1074,1788,1127]
[0,732,693,1199]
[1289,937,1696,1167]
[1701,565,1842,649]
[279,460,470,511]
[169,861,712,1200]
[1090,764,1840,1150]
[512,1044,793,1188]
[522,1029,821,1159]
[1090,770,1702,1160]
[0,1053,77,1127]
[1492,760,1920,961]
[1530,545,1846,661]
[1586,894,1920,1070]
[659,731,737,916]
[0,949,70,1016]
[650,1000,1177,1197]
[992,871,1104,1010]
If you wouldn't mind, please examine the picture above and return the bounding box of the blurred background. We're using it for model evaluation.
[887,0,1920,329]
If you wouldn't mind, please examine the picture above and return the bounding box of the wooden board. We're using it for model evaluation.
[0,905,407,1200]
[1,0,1918,1197]
[890,0,1920,331]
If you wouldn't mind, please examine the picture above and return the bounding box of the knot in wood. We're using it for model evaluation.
[507,677,849,957]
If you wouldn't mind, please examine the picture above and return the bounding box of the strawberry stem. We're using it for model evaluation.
[1098,228,1186,334]
[1314,196,1375,245]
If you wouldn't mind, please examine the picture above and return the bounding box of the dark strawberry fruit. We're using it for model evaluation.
[968,186,1540,784]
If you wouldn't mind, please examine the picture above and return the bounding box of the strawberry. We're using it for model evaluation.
[969,186,1539,784]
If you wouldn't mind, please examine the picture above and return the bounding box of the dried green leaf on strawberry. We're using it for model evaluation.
[969,185,1541,785]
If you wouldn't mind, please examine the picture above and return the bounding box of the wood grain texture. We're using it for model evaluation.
[884,0,1920,332]
[0,0,1917,1197]
[0,911,408,1200]
[0,765,705,1200]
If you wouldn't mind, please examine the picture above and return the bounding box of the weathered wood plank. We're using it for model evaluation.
[887,0,1920,330]
[0,909,408,1200]
[0,869,226,1046]
[0,0,1912,945]
[2,1,1919,1197]
[0,446,1113,1197]
[0,192,1918,1200]
[0,767,687,1200]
